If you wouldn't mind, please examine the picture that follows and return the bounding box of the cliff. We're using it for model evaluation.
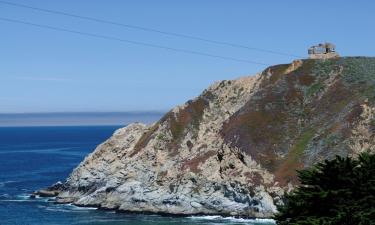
[45,57,375,217]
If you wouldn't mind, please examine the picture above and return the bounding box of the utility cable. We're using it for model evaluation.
[0,0,302,58]
[0,17,269,65]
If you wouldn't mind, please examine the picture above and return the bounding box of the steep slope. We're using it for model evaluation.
[48,57,375,218]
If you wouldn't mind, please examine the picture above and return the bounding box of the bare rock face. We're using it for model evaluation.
[53,57,375,217]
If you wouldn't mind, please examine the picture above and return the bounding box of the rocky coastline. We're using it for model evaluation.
[34,57,375,218]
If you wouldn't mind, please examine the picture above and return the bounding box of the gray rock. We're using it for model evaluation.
[52,57,375,218]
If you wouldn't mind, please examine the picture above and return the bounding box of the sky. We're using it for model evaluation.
[1,0,374,113]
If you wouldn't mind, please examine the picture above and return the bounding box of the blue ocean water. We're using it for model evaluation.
[0,126,275,225]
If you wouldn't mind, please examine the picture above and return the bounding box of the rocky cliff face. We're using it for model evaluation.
[51,57,375,218]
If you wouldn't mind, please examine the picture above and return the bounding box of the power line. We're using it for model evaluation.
[0,0,302,58]
[0,17,269,65]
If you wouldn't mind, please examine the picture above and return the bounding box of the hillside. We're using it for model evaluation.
[42,57,375,217]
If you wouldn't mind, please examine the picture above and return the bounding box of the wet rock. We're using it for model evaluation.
[35,190,59,197]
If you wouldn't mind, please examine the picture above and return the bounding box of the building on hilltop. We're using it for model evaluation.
[308,42,339,59]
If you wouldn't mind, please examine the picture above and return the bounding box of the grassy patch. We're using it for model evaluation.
[294,59,315,76]
[324,133,339,147]
[370,118,375,127]
[312,59,338,78]
[170,98,207,139]
[362,84,375,100]
[306,82,323,97]
[292,129,315,157]
[275,129,315,184]
[170,119,185,140]
[168,97,208,154]
[341,57,375,86]
[157,133,168,141]
[266,64,290,84]
[131,122,160,156]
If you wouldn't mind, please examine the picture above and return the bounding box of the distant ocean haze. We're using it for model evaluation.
[0,112,164,127]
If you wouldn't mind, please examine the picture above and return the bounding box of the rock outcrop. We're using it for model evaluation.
[46,57,375,217]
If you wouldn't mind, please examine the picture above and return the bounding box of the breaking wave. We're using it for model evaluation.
[189,215,276,224]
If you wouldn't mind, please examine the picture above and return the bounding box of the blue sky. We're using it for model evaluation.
[1,0,374,113]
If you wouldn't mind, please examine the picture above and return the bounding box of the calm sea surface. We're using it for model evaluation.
[0,126,275,225]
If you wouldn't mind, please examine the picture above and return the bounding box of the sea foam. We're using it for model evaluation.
[189,215,276,224]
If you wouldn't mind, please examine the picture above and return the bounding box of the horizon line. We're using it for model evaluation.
[0,110,167,115]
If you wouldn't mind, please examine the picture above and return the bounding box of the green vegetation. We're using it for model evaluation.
[324,133,339,147]
[274,152,375,225]
[170,119,185,139]
[156,133,167,141]
[294,59,315,76]
[134,98,208,154]
[306,82,323,97]
[275,129,315,184]
[267,63,290,84]
[312,59,338,78]
[362,84,375,100]
[341,57,375,100]
[292,130,315,157]
[167,97,207,153]
[370,118,375,127]
[303,59,340,98]
[342,58,375,84]
[132,122,160,156]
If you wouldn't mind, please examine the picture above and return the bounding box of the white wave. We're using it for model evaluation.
[1,194,36,202]
[0,147,77,155]
[42,203,98,212]
[223,217,275,224]
[189,215,222,220]
[18,194,49,201]
[0,199,33,202]
[0,193,10,198]
[16,194,32,199]
[0,180,15,187]
[68,204,98,211]
[73,219,131,225]
[44,207,73,213]
[44,206,97,213]
[255,218,276,223]
[189,215,275,224]
[0,193,55,203]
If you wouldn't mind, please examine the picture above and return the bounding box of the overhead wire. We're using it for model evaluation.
[0,0,302,58]
[0,17,269,65]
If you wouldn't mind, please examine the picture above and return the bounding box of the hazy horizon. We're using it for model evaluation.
[0,111,164,127]
[0,110,166,114]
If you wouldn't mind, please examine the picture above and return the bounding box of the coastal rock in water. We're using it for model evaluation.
[32,181,64,198]
[53,57,375,217]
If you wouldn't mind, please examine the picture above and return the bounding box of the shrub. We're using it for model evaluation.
[274,152,375,225]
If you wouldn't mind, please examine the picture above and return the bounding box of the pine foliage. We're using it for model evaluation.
[274,152,375,225]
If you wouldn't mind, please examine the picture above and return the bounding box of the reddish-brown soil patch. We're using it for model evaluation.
[181,150,216,173]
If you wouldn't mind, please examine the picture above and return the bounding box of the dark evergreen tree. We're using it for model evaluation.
[274,152,375,225]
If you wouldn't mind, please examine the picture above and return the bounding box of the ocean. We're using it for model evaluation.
[0,126,275,225]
